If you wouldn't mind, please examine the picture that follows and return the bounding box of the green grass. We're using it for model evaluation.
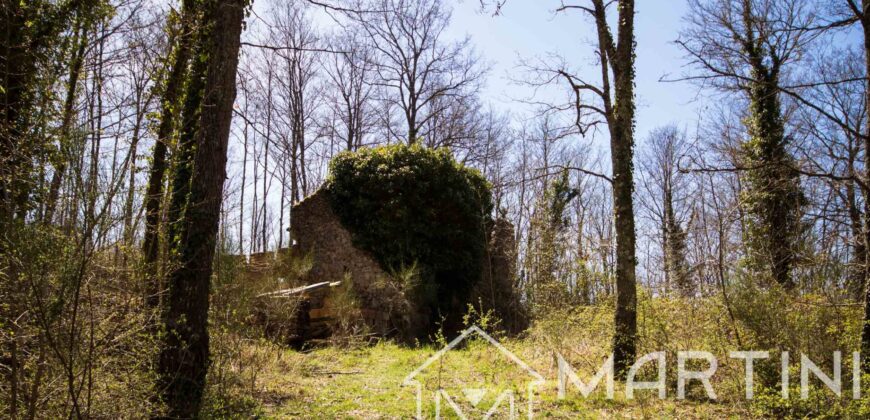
[244,338,749,419]
[206,291,865,419]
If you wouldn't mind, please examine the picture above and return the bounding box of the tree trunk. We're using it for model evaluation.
[262,120,269,253]
[737,0,803,289]
[610,111,637,379]
[142,0,197,310]
[859,0,870,374]
[846,158,866,300]
[45,20,88,224]
[123,104,145,253]
[156,0,246,417]
[240,86,249,254]
[607,0,638,380]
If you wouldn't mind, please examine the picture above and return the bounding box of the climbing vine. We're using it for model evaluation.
[325,144,493,324]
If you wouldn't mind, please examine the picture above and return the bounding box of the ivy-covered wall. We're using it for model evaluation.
[324,144,493,332]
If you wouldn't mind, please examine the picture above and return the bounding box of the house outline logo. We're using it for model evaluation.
[401,325,545,419]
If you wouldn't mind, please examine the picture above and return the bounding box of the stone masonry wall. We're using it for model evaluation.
[289,189,396,335]
[290,189,526,339]
[476,218,528,333]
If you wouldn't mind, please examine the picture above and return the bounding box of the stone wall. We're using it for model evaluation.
[287,189,526,340]
[290,189,399,336]
[476,218,528,333]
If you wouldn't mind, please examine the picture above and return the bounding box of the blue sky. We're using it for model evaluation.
[445,0,702,145]
[251,0,865,156]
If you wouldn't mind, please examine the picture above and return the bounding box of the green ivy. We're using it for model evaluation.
[325,144,493,326]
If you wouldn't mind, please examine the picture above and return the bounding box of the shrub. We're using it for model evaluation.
[751,374,870,419]
[325,144,493,333]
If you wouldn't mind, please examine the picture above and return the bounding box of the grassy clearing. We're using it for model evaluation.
[204,288,868,419]
[244,338,749,419]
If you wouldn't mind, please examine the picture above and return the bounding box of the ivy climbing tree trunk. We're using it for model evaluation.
[601,0,638,380]
[44,16,89,224]
[664,192,690,296]
[142,0,198,310]
[677,0,808,289]
[156,0,246,417]
[739,38,803,289]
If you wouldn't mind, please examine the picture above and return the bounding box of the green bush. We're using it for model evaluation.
[751,374,870,419]
[325,144,493,333]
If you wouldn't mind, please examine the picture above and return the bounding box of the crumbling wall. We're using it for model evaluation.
[476,218,529,333]
[290,190,400,336]
[288,190,527,340]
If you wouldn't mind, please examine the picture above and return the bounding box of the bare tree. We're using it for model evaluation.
[422,92,483,151]
[791,47,867,296]
[121,12,163,261]
[271,1,319,205]
[677,0,816,288]
[818,0,870,374]
[353,0,485,144]
[509,0,640,377]
[639,125,692,296]
[322,26,375,151]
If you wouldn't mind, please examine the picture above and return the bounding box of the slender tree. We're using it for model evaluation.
[142,0,198,309]
[156,0,247,416]
[353,0,484,144]
[508,0,640,376]
[540,0,640,377]
[639,126,692,295]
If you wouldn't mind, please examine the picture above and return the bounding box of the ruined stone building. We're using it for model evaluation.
[288,190,398,338]
[250,189,526,344]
